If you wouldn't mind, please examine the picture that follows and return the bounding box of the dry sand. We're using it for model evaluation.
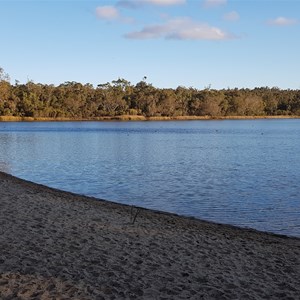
[0,171,299,299]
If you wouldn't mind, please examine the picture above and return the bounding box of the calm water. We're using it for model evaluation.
[0,120,299,237]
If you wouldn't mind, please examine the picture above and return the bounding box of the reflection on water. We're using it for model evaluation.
[0,120,300,237]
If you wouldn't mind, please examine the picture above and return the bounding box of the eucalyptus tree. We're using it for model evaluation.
[0,67,12,115]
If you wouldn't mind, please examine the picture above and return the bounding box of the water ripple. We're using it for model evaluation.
[0,120,300,237]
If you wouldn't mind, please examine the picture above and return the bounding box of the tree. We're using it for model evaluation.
[95,80,128,116]
[157,89,177,116]
[1,67,300,118]
[0,67,11,105]
[290,91,300,115]
[0,67,10,82]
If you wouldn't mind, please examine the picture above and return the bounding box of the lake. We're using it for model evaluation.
[0,119,299,237]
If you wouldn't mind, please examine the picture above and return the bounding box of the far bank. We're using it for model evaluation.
[1,114,300,122]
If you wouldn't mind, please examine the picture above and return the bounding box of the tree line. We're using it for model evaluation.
[1,68,300,118]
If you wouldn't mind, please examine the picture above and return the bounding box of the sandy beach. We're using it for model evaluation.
[0,171,299,299]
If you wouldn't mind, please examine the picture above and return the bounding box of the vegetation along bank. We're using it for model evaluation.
[1,67,300,119]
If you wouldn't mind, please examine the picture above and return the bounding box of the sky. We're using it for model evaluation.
[1,0,300,89]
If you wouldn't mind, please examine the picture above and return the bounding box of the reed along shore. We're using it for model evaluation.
[0,171,299,299]
[1,115,300,122]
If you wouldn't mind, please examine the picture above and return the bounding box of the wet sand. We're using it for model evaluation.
[0,171,299,299]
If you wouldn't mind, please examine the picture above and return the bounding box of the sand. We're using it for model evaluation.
[0,171,299,299]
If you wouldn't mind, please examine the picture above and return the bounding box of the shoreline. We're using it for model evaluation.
[0,114,300,122]
[1,171,299,241]
[1,171,300,299]
[2,171,299,240]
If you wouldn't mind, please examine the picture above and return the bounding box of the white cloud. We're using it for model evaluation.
[203,0,227,8]
[95,6,134,23]
[145,0,186,5]
[125,17,234,40]
[223,11,240,22]
[96,6,119,20]
[117,0,185,8]
[267,17,298,26]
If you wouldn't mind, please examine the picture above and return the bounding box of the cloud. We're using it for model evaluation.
[95,6,134,23]
[125,17,234,40]
[203,0,227,8]
[145,0,186,5]
[267,17,298,26]
[223,11,240,22]
[117,0,186,8]
[96,6,119,20]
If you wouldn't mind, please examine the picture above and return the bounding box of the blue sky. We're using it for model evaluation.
[1,0,300,89]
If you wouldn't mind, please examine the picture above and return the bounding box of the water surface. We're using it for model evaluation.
[0,120,299,237]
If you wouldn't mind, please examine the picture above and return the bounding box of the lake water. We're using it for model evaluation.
[0,120,299,237]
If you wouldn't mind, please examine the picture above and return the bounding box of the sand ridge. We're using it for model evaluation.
[0,171,300,299]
